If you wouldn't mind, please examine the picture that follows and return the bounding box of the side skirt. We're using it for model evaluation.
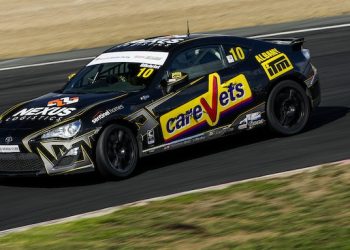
[141,103,266,157]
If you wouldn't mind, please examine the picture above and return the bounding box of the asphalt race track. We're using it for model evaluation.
[0,19,350,231]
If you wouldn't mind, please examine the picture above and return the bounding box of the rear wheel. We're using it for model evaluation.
[267,80,310,135]
[96,124,138,179]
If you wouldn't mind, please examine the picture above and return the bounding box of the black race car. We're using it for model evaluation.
[0,34,320,178]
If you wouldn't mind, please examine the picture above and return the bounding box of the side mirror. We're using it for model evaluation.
[161,71,189,93]
[168,71,188,85]
[67,73,76,80]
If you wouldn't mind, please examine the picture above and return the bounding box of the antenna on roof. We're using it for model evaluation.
[187,20,190,37]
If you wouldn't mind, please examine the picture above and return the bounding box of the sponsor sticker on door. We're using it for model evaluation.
[160,73,253,142]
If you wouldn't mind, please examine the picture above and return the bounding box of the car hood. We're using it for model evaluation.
[0,92,127,130]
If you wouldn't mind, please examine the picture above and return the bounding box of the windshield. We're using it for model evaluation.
[62,51,169,94]
[62,62,161,94]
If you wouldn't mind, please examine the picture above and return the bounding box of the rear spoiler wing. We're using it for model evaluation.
[259,37,304,50]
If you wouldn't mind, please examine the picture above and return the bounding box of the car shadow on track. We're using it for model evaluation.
[0,106,348,188]
[305,106,350,131]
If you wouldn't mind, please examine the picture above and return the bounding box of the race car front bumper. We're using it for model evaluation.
[0,129,97,176]
[0,149,95,177]
[0,152,47,176]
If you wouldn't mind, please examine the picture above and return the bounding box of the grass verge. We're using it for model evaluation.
[0,163,349,249]
[1,0,350,59]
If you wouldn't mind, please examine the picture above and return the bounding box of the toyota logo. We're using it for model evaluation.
[5,137,13,144]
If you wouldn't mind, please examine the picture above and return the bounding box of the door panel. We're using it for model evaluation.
[153,45,260,144]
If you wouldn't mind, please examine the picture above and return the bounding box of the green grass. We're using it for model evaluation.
[0,164,349,250]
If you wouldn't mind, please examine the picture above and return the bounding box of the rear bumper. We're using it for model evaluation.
[304,64,321,109]
[309,79,321,109]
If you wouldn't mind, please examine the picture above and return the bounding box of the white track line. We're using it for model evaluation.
[0,57,94,72]
[0,22,350,72]
[0,159,348,237]
[250,23,350,38]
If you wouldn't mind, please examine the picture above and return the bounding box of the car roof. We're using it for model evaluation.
[105,34,250,53]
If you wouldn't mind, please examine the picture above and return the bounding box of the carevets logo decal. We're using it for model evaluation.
[160,73,253,142]
[48,97,79,107]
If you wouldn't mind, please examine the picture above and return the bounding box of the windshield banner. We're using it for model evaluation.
[88,51,169,66]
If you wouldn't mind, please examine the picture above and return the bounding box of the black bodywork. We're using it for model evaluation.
[0,34,320,176]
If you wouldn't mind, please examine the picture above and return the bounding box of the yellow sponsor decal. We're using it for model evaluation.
[160,73,253,142]
[255,48,294,80]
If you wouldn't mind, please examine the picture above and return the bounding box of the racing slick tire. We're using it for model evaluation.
[267,80,310,136]
[96,124,139,179]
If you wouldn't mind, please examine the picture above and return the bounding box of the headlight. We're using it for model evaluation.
[41,120,81,139]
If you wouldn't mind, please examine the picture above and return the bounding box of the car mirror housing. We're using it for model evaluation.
[67,72,76,80]
[167,71,188,85]
[161,71,189,93]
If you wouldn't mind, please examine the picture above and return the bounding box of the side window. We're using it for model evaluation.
[169,46,226,80]
[222,45,250,65]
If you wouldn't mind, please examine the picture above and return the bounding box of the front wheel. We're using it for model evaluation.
[96,124,139,179]
[266,80,310,135]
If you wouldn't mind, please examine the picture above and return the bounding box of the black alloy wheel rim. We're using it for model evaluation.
[106,128,136,172]
[274,87,306,128]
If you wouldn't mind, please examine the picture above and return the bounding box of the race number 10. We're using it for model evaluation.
[229,47,245,61]
[137,68,154,78]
